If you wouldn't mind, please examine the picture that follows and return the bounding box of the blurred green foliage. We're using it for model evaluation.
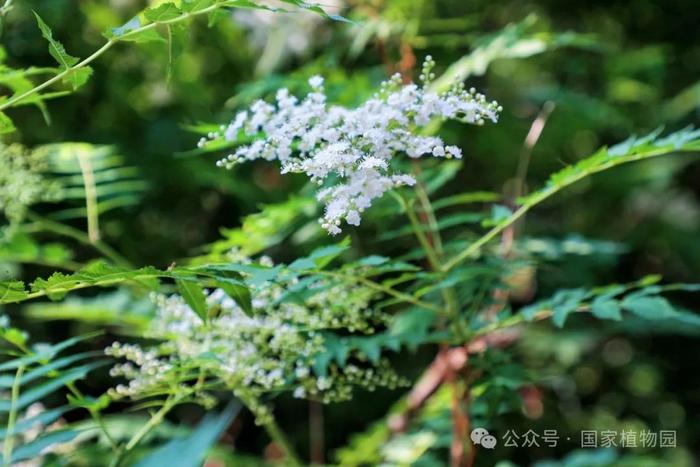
[1,0,699,465]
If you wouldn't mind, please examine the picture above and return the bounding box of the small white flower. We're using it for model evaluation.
[308,75,324,88]
[346,210,361,226]
[446,145,463,159]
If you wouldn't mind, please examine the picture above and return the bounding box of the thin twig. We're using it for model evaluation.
[484,102,555,321]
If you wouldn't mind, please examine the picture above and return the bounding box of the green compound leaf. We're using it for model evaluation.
[519,279,699,329]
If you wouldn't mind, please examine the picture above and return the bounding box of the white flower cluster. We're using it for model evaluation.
[205,57,500,234]
[106,257,404,416]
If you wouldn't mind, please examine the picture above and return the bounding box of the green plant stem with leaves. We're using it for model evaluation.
[443,138,700,272]
[66,382,119,452]
[0,8,202,111]
[0,1,340,118]
[0,2,226,113]
[400,185,474,466]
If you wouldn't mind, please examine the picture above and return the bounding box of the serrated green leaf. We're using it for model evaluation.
[590,298,622,321]
[0,280,26,303]
[144,3,182,22]
[181,0,215,13]
[217,279,253,317]
[621,295,678,320]
[207,8,229,27]
[518,127,700,208]
[0,327,27,348]
[350,336,382,363]
[290,239,350,271]
[62,66,93,90]
[176,279,208,322]
[34,12,79,70]
[388,309,436,350]
[0,110,16,134]
[107,17,165,43]
[551,289,588,327]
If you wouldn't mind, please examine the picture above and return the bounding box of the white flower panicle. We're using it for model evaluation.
[205,56,501,234]
[106,255,405,416]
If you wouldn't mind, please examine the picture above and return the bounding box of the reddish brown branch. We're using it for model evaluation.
[446,365,467,467]
[388,328,520,434]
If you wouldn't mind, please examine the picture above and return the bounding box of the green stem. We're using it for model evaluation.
[25,212,131,267]
[399,193,442,271]
[109,396,180,466]
[412,186,468,334]
[472,304,595,339]
[2,365,25,465]
[66,382,118,451]
[442,146,697,272]
[313,270,441,313]
[0,40,113,110]
[414,183,444,258]
[124,397,177,451]
[261,415,303,467]
[76,150,100,244]
[1,269,176,304]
